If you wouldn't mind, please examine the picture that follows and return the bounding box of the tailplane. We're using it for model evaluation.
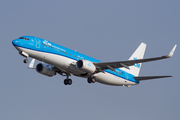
[121,43,146,76]
[134,75,172,81]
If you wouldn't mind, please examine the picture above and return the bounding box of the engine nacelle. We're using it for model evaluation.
[76,60,96,73]
[36,63,56,77]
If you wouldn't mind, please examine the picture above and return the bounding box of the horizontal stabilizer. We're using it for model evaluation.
[134,75,172,81]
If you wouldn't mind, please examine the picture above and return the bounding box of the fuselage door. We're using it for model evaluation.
[35,38,41,48]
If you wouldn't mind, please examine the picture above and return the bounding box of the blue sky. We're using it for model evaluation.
[0,0,180,120]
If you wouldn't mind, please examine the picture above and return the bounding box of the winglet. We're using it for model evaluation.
[28,59,36,69]
[166,45,177,58]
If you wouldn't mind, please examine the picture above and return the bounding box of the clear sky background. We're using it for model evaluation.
[0,0,180,120]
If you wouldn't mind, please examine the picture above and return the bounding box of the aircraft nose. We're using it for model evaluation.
[12,39,20,46]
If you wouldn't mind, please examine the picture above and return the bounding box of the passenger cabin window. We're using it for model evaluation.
[19,37,29,40]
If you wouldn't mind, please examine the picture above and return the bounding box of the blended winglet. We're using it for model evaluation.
[166,45,177,58]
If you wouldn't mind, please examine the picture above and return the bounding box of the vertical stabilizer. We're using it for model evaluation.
[121,43,146,76]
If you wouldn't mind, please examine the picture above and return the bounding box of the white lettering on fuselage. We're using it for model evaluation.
[43,40,66,53]
[43,40,51,46]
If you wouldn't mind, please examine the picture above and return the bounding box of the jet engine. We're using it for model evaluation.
[76,60,96,73]
[36,63,56,77]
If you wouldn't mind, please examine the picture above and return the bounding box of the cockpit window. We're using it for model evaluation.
[19,37,29,40]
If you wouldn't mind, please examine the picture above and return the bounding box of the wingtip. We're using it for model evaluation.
[141,42,147,46]
[166,45,177,58]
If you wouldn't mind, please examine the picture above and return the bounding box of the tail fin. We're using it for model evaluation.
[121,43,146,76]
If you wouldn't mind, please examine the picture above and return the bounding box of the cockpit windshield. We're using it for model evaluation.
[19,37,29,40]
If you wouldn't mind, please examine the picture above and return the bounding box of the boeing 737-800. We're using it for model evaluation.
[12,36,177,87]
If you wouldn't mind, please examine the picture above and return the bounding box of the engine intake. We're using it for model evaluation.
[36,63,56,77]
[76,60,96,73]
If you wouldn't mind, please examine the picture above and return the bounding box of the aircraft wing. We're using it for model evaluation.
[94,45,177,71]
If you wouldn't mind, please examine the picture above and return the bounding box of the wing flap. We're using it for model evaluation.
[134,76,172,81]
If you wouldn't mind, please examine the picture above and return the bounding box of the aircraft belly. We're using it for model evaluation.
[17,47,65,66]
[17,47,86,75]
[16,47,38,58]
[94,72,137,86]
[38,52,86,75]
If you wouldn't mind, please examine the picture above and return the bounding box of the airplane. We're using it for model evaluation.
[12,36,177,87]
